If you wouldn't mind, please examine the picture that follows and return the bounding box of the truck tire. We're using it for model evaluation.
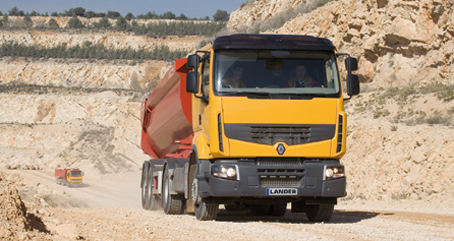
[269,203,287,217]
[194,198,218,221]
[147,168,161,210]
[162,167,184,214]
[191,171,218,221]
[305,203,334,222]
[141,166,149,210]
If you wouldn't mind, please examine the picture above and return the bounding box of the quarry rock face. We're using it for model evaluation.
[229,0,454,88]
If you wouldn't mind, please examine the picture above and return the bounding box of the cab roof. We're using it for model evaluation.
[212,34,336,51]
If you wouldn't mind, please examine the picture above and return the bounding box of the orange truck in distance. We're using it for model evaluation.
[55,168,83,187]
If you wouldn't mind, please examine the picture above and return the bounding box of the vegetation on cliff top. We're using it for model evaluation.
[0,41,189,61]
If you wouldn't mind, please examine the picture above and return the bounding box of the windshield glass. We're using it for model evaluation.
[69,170,82,177]
[214,50,340,97]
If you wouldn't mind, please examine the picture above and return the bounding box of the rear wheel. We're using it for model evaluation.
[162,167,184,214]
[146,168,161,210]
[141,167,149,209]
[305,204,334,222]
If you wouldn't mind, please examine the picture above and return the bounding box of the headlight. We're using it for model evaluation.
[211,164,238,180]
[324,165,345,180]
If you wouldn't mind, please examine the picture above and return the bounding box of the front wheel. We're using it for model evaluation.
[305,204,334,222]
[192,177,218,221]
[194,199,218,221]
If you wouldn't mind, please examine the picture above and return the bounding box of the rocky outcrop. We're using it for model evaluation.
[228,0,317,30]
[0,173,52,240]
[229,0,454,88]
[0,92,149,173]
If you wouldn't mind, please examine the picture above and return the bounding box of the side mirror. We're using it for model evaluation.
[345,57,358,71]
[347,74,360,96]
[187,54,200,69]
[186,71,199,93]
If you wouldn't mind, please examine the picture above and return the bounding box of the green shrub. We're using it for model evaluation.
[67,16,85,28]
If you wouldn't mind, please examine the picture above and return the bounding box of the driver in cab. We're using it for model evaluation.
[285,64,321,88]
[222,64,246,88]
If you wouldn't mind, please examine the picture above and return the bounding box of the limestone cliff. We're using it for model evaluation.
[229,0,454,88]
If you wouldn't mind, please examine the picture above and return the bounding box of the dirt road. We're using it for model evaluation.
[11,170,141,208]
[8,170,454,240]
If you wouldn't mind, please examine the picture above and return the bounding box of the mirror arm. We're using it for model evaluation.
[343,95,353,101]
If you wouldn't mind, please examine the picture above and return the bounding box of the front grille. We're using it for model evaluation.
[224,124,335,146]
[251,126,310,145]
[256,158,303,166]
[260,176,301,187]
[258,166,304,187]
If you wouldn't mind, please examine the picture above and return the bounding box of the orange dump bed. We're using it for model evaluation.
[140,58,193,159]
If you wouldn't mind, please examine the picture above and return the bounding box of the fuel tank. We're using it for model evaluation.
[140,58,193,159]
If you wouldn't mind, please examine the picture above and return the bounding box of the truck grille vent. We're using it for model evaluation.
[256,158,303,166]
[258,168,305,174]
[251,127,310,145]
[336,115,343,153]
[258,167,304,187]
[224,124,335,146]
[259,176,302,187]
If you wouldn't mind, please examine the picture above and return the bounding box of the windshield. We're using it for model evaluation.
[69,170,82,177]
[213,50,340,98]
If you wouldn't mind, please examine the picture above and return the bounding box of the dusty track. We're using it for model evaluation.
[7,170,454,240]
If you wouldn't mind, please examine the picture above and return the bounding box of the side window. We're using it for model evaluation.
[325,59,334,88]
[201,58,210,97]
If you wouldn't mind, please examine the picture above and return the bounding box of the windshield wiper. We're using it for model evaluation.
[236,91,273,99]
[235,91,329,99]
[285,93,328,98]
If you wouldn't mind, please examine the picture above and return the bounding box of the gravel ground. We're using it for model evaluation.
[43,207,454,241]
[2,170,454,241]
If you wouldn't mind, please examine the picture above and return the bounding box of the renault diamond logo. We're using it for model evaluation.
[276,144,286,155]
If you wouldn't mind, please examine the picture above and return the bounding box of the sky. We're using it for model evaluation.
[0,0,247,19]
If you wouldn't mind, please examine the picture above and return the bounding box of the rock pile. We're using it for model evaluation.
[0,173,52,240]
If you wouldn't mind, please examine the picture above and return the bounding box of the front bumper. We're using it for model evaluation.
[196,159,346,199]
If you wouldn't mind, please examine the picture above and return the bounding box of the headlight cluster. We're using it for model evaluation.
[211,164,238,180]
[324,166,345,180]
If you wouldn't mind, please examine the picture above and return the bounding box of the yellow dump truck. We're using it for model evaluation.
[55,168,83,187]
[140,34,360,221]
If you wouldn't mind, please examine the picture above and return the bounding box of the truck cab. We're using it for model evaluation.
[140,34,359,222]
[186,34,359,220]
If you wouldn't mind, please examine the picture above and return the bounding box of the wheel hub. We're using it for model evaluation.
[191,178,201,205]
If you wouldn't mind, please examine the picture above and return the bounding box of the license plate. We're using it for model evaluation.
[266,188,297,196]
